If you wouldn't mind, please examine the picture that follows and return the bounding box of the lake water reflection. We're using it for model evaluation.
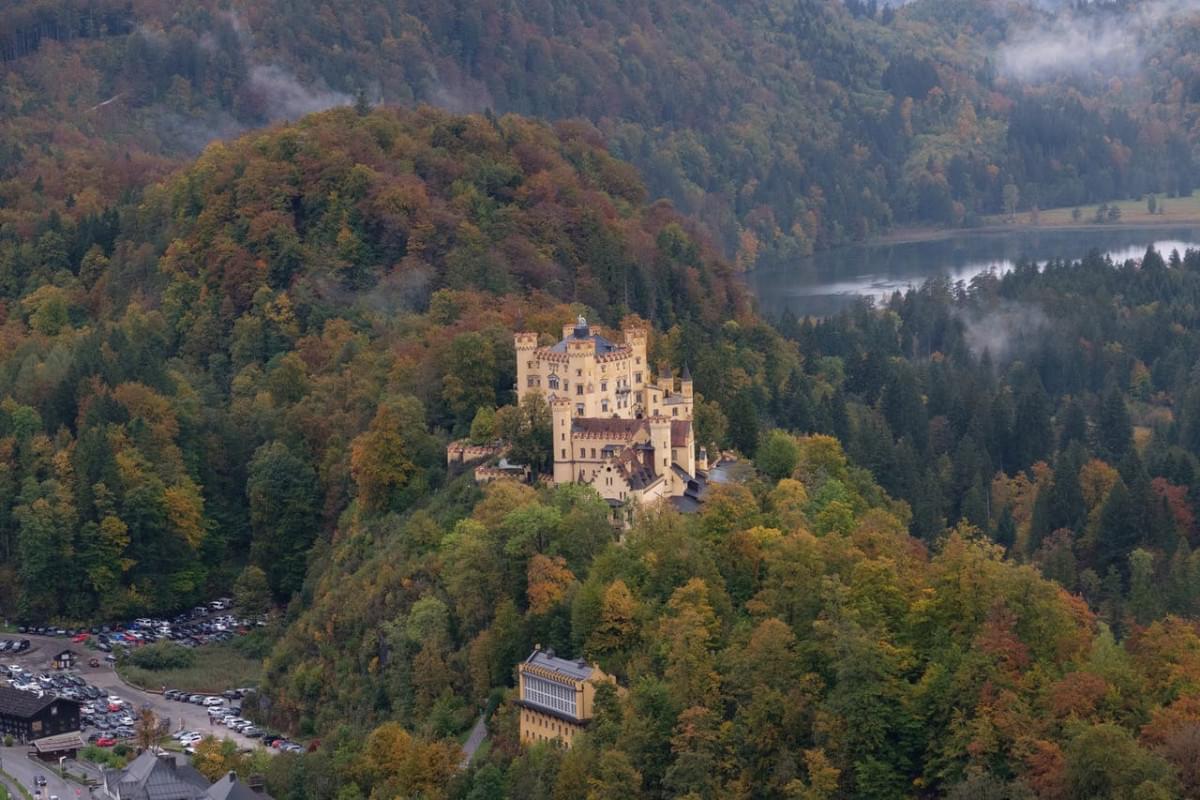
[744,226,1200,318]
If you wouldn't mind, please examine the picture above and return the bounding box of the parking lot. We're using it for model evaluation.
[1,600,313,759]
[1,632,268,753]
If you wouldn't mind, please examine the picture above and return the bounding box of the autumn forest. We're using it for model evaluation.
[6,0,1200,798]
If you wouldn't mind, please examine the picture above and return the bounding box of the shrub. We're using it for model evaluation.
[127,641,196,671]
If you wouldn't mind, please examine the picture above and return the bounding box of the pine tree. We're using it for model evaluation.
[1096,386,1133,463]
[1095,479,1138,581]
[994,505,1017,551]
[1058,398,1089,451]
[1127,548,1162,625]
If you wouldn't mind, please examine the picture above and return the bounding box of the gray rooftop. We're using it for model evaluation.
[549,333,620,354]
[206,772,271,800]
[109,750,209,800]
[549,319,621,355]
[524,649,594,681]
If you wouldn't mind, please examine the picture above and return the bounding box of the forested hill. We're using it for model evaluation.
[5,0,1200,263]
[0,105,761,620]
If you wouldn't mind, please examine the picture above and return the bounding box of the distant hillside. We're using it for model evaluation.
[4,0,1200,265]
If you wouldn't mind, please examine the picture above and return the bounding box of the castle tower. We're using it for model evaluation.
[567,320,594,416]
[515,331,539,401]
[550,396,574,485]
[624,327,648,373]
[649,416,672,476]
[657,363,672,394]
[680,363,693,400]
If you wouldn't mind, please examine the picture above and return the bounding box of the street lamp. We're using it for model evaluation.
[59,755,66,778]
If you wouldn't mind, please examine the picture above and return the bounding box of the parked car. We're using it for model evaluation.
[95,737,115,747]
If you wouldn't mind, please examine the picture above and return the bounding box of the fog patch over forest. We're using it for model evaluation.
[998,0,1199,80]
[957,299,1050,362]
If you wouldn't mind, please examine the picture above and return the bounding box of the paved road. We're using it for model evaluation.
[2,634,259,751]
[459,714,488,769]
[0,746,85,800]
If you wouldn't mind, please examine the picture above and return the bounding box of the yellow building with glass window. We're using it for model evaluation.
[516,647,614,748]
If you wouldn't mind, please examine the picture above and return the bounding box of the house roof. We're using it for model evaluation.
[614,448,658,491]
[549,328,621,355]
[0,685,69,718]
[524,649,594,681]
[671,420,691,447]
[572,417,647,439]
[113,750,210,800]
[206,772,272,800]
[32,732,84,753]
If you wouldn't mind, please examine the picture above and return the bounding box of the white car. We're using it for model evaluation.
[171,730,195,741]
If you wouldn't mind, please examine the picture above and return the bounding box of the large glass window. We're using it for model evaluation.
[523,675,578,718]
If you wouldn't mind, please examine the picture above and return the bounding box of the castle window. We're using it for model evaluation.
[591,448,596,459]
[527,377,536,387]
[635,371,642,383]
[576,369,582,377]
[673,408,678,417]
[602,401,609,413]
[576,404,584,415]
[549,376,559,390]
[562,449,567,458]
[601,382,608,392]
[576,385,583,395]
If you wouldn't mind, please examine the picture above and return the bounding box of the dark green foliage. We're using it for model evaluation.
[126,641,197,671]
[248,442,320,601]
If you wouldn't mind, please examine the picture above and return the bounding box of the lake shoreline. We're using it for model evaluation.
[747,224,1200,318]
[875,220,1200,247]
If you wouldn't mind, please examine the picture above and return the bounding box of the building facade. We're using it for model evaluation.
[0,686,80,743]
[515,317,707,507]
[516,648,613,748]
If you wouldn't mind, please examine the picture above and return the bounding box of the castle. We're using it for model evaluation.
[515,317,708,508]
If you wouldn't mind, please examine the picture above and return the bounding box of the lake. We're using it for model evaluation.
[744,226,1200,318]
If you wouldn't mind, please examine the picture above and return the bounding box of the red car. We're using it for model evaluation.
[72,633,90,643]
[107,703,122,712]
[95,737,115,747]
